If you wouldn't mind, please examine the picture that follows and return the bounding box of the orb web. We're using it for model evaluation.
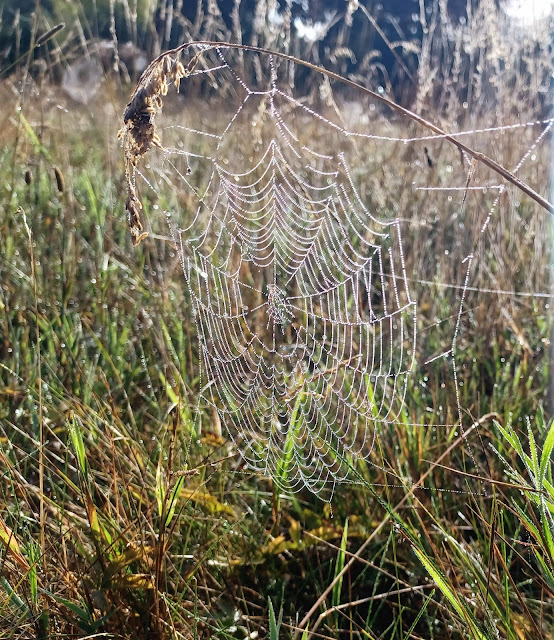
[164,56,417,495]
[121,44,554,497]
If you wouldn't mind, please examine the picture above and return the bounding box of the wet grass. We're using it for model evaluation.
[0,71,554,640]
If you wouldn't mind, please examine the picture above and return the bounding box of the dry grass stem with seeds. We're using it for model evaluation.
[119,51,201,245]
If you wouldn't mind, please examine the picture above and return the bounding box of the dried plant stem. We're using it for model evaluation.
[20,207,45,563]
[119,51,200,244]
[123,40,554,239]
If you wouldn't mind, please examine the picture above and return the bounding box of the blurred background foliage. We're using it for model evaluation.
[0,0,534,110]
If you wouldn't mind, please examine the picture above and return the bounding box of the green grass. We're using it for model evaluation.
[1,60,554,640]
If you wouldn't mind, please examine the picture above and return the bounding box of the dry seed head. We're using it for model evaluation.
[162,56,174,74]
[54,166,65,193]
[174,61,186,91]
[126,192,148,246]
[36,22,65,46]
[24,168,32,186]
[120,49,202,246]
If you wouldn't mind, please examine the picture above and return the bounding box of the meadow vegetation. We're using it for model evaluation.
[1,2,554,639]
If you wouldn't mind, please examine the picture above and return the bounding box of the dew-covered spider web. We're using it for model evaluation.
[122,44,554,498]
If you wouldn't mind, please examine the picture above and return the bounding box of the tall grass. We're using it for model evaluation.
[1,2,554,639]
[3,0,552,112]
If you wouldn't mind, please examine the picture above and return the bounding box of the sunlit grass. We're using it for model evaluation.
[0,46,554,640]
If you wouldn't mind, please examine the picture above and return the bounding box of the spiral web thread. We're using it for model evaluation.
[130,45,553,498]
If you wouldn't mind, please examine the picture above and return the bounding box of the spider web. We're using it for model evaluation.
[128,45,553,498]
